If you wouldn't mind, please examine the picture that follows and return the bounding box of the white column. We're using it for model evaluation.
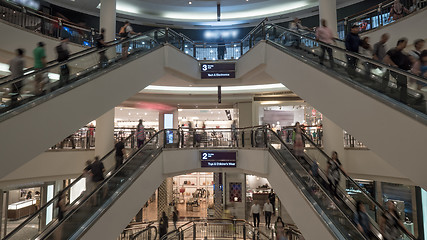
[100,0,116,41]
[319,0,338,36]
[237,102,254,128]
[95,109,115,157]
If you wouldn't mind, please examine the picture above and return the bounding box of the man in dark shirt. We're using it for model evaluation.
[115,138,126,170]
[345,24,361,76]
[96,28,108,68]
[86,156,105,183]
[383,38,411,103]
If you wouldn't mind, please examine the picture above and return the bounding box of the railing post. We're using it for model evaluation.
[181,37,185,51]
[262,21,266,40]
[240,42,243,56]
[263,128,268,148]
[180,229,184,240]
[148,228,152,240]
[243,224,246,239]
[249,34,253,48]
[193,44,196,58]
[163,130,167,148]
[193,223,197,240]
[233,219,236,240]
[344,17,348,36]
[251,130,254,147]
[165,28,169,43]
[242,131,245,148]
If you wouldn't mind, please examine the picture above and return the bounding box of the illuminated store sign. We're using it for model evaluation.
[200,151,237,168]
[201,63,235,79]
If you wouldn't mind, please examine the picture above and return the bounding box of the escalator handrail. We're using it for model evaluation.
[0,39,120,84]
[266,129,368,239]
[2,132,137,240]
[281,126,417,240]
[241,17,269,43]
[268,23,427,85]
[41,130,165,240]
[131,225,158,240]
[0,28,161,88]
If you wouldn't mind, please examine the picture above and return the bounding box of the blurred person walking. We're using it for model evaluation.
[316,19,335,68]
[119,21,139,59]
[345,24,361,77]
[172,206,179,229]
[354,201,373,239]
[263,200,273,229]
[326,151,345,198]
[9,48,25,105]
[136,119,146,148]
[115,137,126,170]
[383,38,412,103]
[381,200,409,240]
[373,34,390,62]
[274,217,287,240]
[409,39,425,62]
[360,37,373,78]
[56,37,70,88]
[84,156,105,205]
[251,201,261,227]
[292,122,304,159]
[159,211,169,239]
[289,18,310,49]
[33,42,47,95]
[96,28,109,68]
[411,50,427,89]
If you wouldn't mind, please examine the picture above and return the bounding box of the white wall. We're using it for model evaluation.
[0,19,86,63]
[361,8,427,51]
[262,41,427,190]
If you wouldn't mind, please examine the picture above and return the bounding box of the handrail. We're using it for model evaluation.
[338,0,394,22]
[269,23,427,85]
[266,129,363,239]
[41,130,165,239]
[0,29,156,88]
[131,225,158,240]
[241,17,269,42]
[2,132,137,240]
[281,126,417,240]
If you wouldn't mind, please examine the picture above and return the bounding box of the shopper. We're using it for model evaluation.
[136,119,146,148]
[172,206,179,229]
[380,200,406,240]
[354,201,372,238]
[345,24,361,77]
[217,36,226,60]
[326,151,344,198]
[115,137,126,170]
[83,160,93,197]
[33,42,47,95]
[56,37,70,88]
[409,39,425,61]
[274,217,286,240]
[54,190,68,239]
[159,211,169,238]
[383,38,412,103]
[373,33,390,62]
[388,0,410,21]
[268,189,276,215]
[119,21,139,59]
[96,28,108,68]
[231,120,238,147]
[411,50,427,89]
[26,191,32,199]
[289,18,310,49]
[315,19,335,68]
[360,37,373,78]
[251,201,261,227]
[9,48,25,105]
[292,122,304,159]
[85,156,105,205]
[263,200,273,229]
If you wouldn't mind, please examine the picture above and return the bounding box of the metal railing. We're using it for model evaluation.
[0,0,97,46]
[337,0,427,38]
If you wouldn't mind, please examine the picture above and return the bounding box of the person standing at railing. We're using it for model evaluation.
[56,37,71,88]
[231,120,238,147]
[292,122,304,159]
[137,119,146,148]
[383,38,412,104]
[345,24,361,77]
[96,28,109,68]
[289,18,310,49]
[33,42,47,95]
[217,36,227,60]
[316,19,335,69]
[388,0,410,21]
[9,48,25,105]
[250,201,261,228]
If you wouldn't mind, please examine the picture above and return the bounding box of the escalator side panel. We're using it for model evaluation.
[263,42,427,190]
[79,152,165,240]
[0,47,166,179]
[266,152,339,240]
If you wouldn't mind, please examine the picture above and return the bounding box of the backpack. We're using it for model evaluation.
[119,26,128,38]
[56,44,69,62]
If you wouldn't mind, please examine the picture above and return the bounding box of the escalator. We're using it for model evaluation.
[0,28,174,179]
[259,23,427,189]
[4,127,417,240]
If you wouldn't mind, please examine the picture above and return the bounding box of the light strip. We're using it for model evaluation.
[143,83,287,94]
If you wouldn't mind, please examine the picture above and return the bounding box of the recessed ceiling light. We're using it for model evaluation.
[188,1,192,4]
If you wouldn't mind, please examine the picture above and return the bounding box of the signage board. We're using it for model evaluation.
[200,151,237,168]
[200,63,235,79]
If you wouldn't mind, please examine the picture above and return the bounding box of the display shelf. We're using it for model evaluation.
[7,199,37,220]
